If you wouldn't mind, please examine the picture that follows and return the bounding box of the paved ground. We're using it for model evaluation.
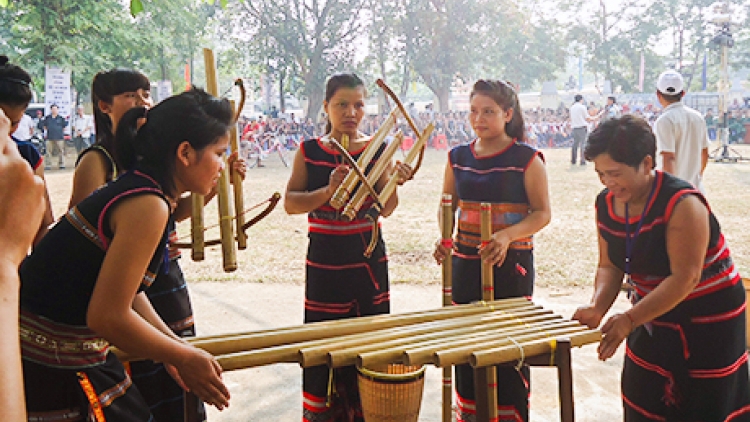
[191,282,630,421]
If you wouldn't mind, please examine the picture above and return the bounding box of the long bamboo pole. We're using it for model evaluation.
[202,49,237,272]
[229,100,247,250]
[340,132,404,221]
[440,193,454,422]
[479,202,498,421]
[329,109,398,210]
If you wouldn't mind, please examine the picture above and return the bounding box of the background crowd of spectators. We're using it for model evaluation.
[236,98,750,160]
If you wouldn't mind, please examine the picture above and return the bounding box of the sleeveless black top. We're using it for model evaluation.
[20,169,170,326]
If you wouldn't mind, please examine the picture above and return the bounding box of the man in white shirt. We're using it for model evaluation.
[71,105,93,154]
[653,70,710,193]
[569,94,601,165]
[12,113,34,141]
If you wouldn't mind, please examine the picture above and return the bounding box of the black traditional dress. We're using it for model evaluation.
[19,169,169,422]
[450,140,542,422]
[301,138,390,422]
[596,171,750,421]
[76,145,204,421]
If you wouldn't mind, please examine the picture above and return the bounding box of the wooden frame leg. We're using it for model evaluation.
[556,338,574,422]
[474,367,489,422]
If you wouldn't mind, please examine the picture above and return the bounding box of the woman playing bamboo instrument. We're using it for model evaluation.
[433,80,550,422]
[572,115,750,420]
[70,69,244,422]
[284,73,412,422]
[19,88,231,420]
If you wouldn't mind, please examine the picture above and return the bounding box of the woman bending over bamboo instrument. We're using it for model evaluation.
[433,80,551,422]
[69,69,244,422]
[573,116,750,420]
[19,88,231,420]
[284,73,412,422]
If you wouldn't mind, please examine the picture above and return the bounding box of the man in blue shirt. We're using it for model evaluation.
[38,104,67,169]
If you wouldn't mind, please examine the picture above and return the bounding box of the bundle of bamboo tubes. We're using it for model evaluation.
[115,297,600,373]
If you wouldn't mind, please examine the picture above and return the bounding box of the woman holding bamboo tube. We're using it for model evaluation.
[68,69,245,421]
[433,79,551,422]
[284,73,412,422]
[573,116,750,420]
[19,88,232,420]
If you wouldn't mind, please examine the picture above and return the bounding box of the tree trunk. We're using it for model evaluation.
[279,71,286,113]
[435,85,451,113]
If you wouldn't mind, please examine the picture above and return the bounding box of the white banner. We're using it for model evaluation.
[44,66,72,118]
[157,80,173,103]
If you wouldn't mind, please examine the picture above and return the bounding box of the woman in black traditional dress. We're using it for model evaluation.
[284,73,412,422]
[573,115,750,421]
[19,88,232,421]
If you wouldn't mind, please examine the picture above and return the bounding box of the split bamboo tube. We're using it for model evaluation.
[229,100,247,250]
[480,203,498,421]
[324,307,551,368]
[470,330,602,368]
[329,109,399,210]
[440,193,454,422]
[340,132,404,221]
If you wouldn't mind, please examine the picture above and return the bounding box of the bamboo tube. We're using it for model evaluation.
[324,308,552,368]
[363,123,435,220]
[441,193,454,422]
[229,100,247,250]
[190,195,204,261]
[297,303,542,367]
[433,324,587,368]
[329,109,398,210]
[479,202,498,421]
[357,313,561,368]
[340,132,404,221]
[202,48,238,272]
[441,194,454,307]
[470,330,602,368]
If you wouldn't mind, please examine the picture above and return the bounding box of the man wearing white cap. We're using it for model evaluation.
[654,69,710,193]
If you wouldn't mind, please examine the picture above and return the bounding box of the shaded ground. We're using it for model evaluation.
[192,282,630,421]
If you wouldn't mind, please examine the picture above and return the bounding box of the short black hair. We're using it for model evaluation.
[574,94,583,103]
[584,115,656,168]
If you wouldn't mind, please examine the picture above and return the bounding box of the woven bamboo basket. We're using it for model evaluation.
[357,363,426,422]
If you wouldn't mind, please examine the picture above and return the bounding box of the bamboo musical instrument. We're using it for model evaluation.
[338,132,404,221]
[203,48,237,272]
[479,203,498,421]
[229,98,247,250]
[441,193,454,422]
[329,109,399,210]
[116,297,600,422]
